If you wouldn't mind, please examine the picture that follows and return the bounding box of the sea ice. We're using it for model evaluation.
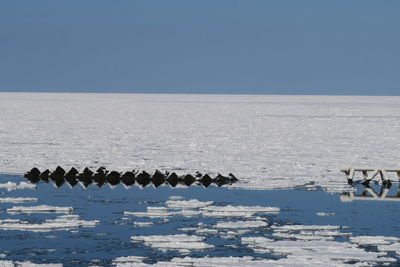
[316,212,336,216]
[7,205,73,214]
[131,234,214,252]
[214,220,268,229]
[165,199,214,209]
[271,224,341,232]
[201,205,280,218]
[0,182,36,191]
[0,215,99,232]
[349,235,400,246]
[133,222,153,227]
[3,93,400,192]
[0,197,37,203]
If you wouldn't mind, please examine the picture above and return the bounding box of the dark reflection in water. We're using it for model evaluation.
[341,182,400,202]
[0,174,400,266]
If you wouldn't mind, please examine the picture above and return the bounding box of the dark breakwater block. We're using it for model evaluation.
[23,167,239,189]
[136,171,151,187]
[151,170,165,188]
[39,169,50,182]
[24,167,41,183]
[121,171,136,186]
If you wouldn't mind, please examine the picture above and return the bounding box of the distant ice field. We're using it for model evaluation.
[1,93,400,192]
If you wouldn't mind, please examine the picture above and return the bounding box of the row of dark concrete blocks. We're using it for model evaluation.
[24,166,239,188]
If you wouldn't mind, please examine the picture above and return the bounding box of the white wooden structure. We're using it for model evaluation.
[341,166,400,183]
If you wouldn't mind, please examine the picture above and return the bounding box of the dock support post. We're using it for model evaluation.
[365,169,380,182]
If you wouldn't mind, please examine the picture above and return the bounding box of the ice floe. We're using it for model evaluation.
[131,234,214,252]
[0,215,99,232]
[214,220,267,229]
[349,235,400,246]
[112,256,147,266]
[271,224,341,232]
[377,242,400,256]
[316,212,336,216]
[133,222,153,227]
[242,237,395,264]
[0,181,36,191]
[7,205,73,214]
[124,198,280,222]
[201,205,280,218]
[0,197,37,203]
[165,199,214,209]
[0,261,62,267]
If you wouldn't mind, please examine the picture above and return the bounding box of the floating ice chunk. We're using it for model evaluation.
[271,224,341,232]
[214,220,267,229]
[7,205,73,214]
[316,212,336,216]
[0,214,99,232]
[195,228,219,235]
[131,234,214,252]
[124,207,169,218]
[350,235,400,246]
[133,222,153,227]
[0,261,62,267]
[0,197,38,203]
[202,205,280,214]
[132,234,204,243]
[221,229,252,239]
[201,205,280,218]
[0,182,36,191]
[377,242,400,256]
[299,230,351,237]
[242,237,395,264]
[124,206,201,218]
[165,199,214,209]
[168,196,184,200]
[272,232,335,241]
[113,256,146,264]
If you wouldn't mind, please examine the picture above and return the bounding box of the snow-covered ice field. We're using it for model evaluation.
[1,93,400,266]
[1,93,400,192]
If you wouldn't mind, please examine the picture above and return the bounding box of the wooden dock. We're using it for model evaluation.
[341,166,400,184]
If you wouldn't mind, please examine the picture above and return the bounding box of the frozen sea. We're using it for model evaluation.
[1,93,400,266]
[1,93,400,192]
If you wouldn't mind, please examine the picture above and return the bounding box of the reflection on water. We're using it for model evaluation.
[1,174,400,266]
[341,182,400,202]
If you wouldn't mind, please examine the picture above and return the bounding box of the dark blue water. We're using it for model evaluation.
[1,174,400,266]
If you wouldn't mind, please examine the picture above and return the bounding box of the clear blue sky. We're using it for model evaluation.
[0,1,399,95]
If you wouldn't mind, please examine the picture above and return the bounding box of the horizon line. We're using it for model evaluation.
[1,90,400,97]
